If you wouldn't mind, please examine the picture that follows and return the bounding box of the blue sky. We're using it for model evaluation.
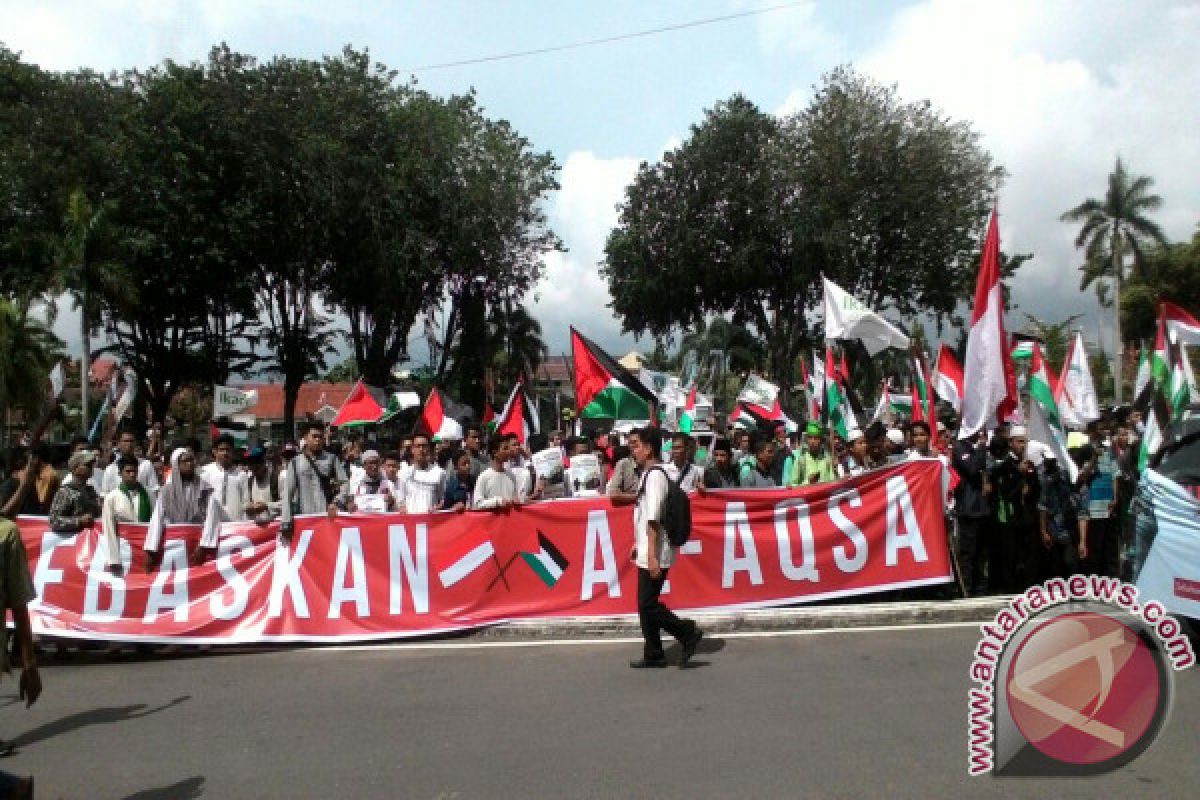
[5,0,1199,365]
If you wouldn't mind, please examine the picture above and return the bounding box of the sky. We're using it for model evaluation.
[5,0,1199,367]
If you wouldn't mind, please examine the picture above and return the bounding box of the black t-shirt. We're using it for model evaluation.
[0,476,48,517]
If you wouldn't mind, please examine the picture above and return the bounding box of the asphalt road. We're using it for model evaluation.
[1,626,1196,799]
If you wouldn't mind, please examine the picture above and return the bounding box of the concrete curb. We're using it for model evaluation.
[468,597,1011,640]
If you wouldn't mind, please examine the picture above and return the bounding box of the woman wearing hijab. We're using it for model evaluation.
[144,448,220,570]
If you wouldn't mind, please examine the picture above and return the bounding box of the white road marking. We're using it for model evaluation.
[311,621,983,653]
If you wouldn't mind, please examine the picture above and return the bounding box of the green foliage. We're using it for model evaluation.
[0,299,63,416]
[324,358,361,384]
[1021,313,1083,374]
[0,45,559,430]
[1121,228,1200,344]
[603,68,1001,394]
[1061,156,1168,307]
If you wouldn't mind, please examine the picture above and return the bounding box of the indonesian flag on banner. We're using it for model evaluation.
[679,385,697,434]
[435,527,498,590]
[1161,300,1200,347]
[932,344,964,413]
[421,388,461,440]
[1057,332,1100,429]
[959,209,1018,439]
[496,378,540,444]
[1029,343,1065,429]
[331,379,383,427]
[571,327,658,420]
[824,346,850,438]
[822,275,910,355]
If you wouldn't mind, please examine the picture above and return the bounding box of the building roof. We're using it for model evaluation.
[236,382,361,421]
[535,356,572,384]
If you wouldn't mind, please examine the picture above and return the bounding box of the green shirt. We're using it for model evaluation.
[789,451,837,486]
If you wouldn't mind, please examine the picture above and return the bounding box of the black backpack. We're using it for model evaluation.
[640,465,692,547]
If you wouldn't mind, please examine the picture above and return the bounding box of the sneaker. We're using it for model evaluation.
[628,657,668,669]
[680,627,704,667]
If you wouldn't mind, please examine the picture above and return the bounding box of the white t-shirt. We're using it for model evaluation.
[396,463,446,514]
[662,461,701,493]
[101,456,160,497]
[634,466,676,570]
[199,462,251,521]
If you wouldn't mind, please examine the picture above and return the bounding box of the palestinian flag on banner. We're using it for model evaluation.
[571,327,658,420]
[1028,343,1064,429]
[521,532,569,588]
[679,385,697,434]
[824,346,849,438]
[421,388,462,440]
[496,378,540,444]
[482,403,497,433]
[932,344,964,413]
[331,379,383,427]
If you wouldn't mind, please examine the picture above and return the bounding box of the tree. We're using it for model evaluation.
[43,189,139,432]
[324,358,361,384]
[1121,228,1200,344]
[604,69,1000,397]
[0,299,63,426]
[1061,156,1168,401]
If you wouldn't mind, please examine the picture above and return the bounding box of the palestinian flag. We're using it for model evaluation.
[1010,336,1037,361]
[679,385,697,434]
[521,532,569,588]
[1162,300,1200,347]
[1028,343,1064,429]
[1137,390,1172,473]
[421,388,462,440]
[1152,312,1170,388]
[824,346,849,438]
[932,344,964,413]
[482,403,497,433]
[911,353,935,424]
[571,328,658,420]
[496,378,540,444]
[331,379,383,427]
[872,381,912,420]
[798,358,819,419]
[1132,347,1153,408]
[1167,340,1191,419]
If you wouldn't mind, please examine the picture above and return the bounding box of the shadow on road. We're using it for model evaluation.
[121,775,205,799]
[10,695,191,749]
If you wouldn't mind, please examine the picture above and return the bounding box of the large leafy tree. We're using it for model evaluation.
[1061,156,1168,401]
[604,68,1000,395]
[1121,228,1200,343]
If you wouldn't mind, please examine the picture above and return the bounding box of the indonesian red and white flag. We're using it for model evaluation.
[958,210,1018,438]
[932,344,964,413]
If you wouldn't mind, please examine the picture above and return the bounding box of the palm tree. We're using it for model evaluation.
[488,303,548,384]
[1061,157,1168,401]
[678,318,766,409]
[43,189,138,432]
[0,298,64,435]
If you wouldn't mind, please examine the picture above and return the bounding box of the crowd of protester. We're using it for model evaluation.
[0,405,1144,597]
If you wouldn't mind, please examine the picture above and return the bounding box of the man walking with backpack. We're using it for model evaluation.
[628,426,703,669]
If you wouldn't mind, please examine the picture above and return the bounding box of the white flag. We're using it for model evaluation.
[822,276,910,356]
[736,373,779,409]
[1026,397,1079,484]
[1060,332,1100,426]
[48,362,65,400]
[214,385,260,418]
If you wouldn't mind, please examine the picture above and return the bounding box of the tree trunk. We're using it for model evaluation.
[283,374,302,443]
[1112,229,1123,404]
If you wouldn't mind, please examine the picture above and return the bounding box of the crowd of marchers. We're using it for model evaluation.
[0,406,1142,598]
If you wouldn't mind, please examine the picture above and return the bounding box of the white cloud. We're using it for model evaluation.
[752,0,837,60]
[856,0,1200,355]
[531,150,641,356]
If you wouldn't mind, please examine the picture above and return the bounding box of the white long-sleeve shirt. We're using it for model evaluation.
[395,463,446,514]
[100,484,152,568]
[101,457,159,497]
[199,462,252,522]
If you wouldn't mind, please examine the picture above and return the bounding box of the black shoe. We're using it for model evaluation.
[680,628,704,667]
[629,657,668,669]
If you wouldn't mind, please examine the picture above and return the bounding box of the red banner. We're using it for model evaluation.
[17,461,951,643]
